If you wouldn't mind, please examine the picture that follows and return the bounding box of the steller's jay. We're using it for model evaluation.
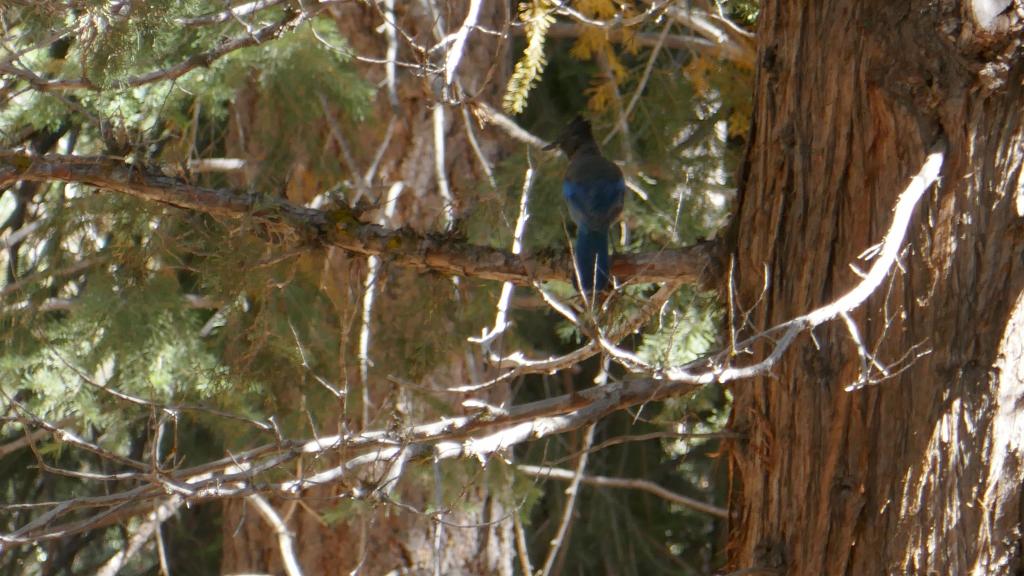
[544,116,625,296]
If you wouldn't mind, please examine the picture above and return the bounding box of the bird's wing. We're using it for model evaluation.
[563,177,625,231]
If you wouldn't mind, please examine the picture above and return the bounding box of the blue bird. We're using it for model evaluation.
[545,116,625,296]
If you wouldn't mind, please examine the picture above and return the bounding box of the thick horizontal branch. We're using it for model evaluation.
[0,151,723,288]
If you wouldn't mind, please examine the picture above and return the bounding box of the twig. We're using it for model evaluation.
[249,494,304,576]
[665,148,945,383]
[469,153,535,346]
[602,17,672,146]
[0,10,306,92]
[318,93,371,201]
[456,281,683,392]
[289,321,343,398]
[537,22,719,53]
[443,0,484,86]
[94,498,183,576]
[519,464,728,518]
[470,102,550,149]
[513,509,534,575]
[460,105,496,188]
[551,0,673,28]
[538,423,595,576]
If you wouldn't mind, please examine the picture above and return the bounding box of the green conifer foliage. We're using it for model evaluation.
[0,2,756,573]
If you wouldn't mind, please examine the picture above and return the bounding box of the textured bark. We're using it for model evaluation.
[728,2,1023,575]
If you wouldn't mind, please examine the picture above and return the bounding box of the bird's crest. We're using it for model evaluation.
[544,115,597,156]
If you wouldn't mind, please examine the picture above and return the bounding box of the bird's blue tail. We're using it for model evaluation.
[574,228,610,295]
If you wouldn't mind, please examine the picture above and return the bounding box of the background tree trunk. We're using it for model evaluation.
[219,2,514,574]
[728,2,1023,574]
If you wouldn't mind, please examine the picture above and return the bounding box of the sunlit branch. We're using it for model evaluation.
[248,494,305,576]
[455,280,683,392]
[444,0,485,86]
[660,148,946,383]
[470,158,536,346]
[94,498,183,576]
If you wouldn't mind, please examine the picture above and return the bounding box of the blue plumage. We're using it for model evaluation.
[545,116,624,295]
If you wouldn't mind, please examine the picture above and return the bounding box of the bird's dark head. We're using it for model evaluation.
[543,115,597,157]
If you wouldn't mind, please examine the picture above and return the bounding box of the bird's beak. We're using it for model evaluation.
[542,141,558,151]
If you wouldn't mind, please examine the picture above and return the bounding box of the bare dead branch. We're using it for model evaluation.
[470,156,536,346]
[444,0,485,86]
[248,494,304,576]
[663,148,946,383]
[455,280,684,392]
[603,17,673,146]
[0,421,73,459]
[187,158,247,173]
[469,102,551,149]
[665,5,754,65]
[551,0,674,28]
[0,255,109,300]
[95,498,182,576]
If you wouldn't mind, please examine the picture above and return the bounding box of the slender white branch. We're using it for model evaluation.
[805,151,944,325]
[666,149,945,382]
[470,156,535,346]
[94,498,182,576]
[433,105,456,227]
[444,0,484,85]
[602,17,672,146]
[249,494,304,576]
[383,0,400,110]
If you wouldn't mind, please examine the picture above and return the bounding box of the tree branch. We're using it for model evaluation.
[518,464,728,518]
[0,10,305,92]
[0,151,722,288]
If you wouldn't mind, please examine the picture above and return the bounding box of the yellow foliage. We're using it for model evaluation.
[585,78,616,112]
[604,47,627,83]
[620,25,639,55]
[729,107,752,138]
[503,0,556,115]
[570,27,605,61]
[575,0,616,18]
[683,56,712,97]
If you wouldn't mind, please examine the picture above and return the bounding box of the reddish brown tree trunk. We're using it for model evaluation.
[219,2,514,574]
[728,2,1023,574]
